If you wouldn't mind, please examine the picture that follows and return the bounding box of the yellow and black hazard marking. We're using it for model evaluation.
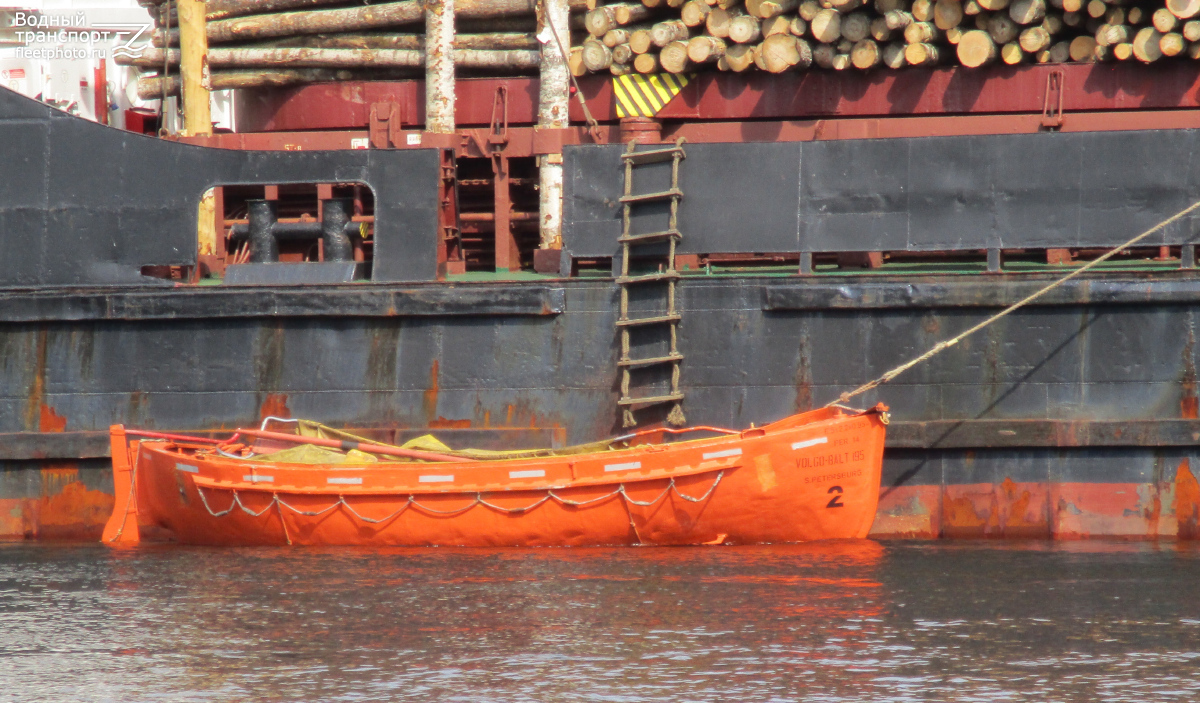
[613,73,691,118]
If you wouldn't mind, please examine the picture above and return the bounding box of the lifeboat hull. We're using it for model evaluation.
[102,406,888,547]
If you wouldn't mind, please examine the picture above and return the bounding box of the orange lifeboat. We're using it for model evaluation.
[102,404,888,547]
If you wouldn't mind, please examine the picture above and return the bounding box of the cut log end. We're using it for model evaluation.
[957,29,997,66]
[904,40,940,64]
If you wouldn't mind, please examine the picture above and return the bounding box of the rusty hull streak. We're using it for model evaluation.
[1182,316,1198,419]
[423,359,440,423]
[0,466,114,541]
[940,478,1053,540]
[22,329,49,432]
[870,485,941,539]
[259,394,291,423]
[867,467,1200,541]
[1175,459,1200,539]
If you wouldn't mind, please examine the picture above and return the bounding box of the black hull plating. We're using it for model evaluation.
[3,275,1200,539]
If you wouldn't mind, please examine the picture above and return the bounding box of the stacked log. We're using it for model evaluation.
[574,0,1200,76]
[129,0,1200,93]
[126,0,591,97]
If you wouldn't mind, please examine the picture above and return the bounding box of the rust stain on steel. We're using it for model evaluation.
[38,404,67,433]
[0,464,114,541]
[869,485,939,539]
[23,329,48,432]
[429,417,471,429]
[41,465,79,495]
[70,328,96,382]
[1146,481,1164,538]
[259,394,291,421]
[940,479,1051,539]
[1182,318,1198,418]
[1173,459,1200,539]
[128,390,149,427]
[423,359,440,422]
[941,488,989,537]
[1051,481,1179,539]
[365,324,401,421]
[994,478,1051,538]
[793,329,812,412]
[982,323,1002,409]
[253,324,286,417]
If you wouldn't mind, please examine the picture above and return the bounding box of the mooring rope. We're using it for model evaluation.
[829,199,1200,407]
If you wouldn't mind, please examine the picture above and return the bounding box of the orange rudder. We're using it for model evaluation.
[101,425,141,544]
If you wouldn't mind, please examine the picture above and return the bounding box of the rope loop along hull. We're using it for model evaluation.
[103,406,887,547]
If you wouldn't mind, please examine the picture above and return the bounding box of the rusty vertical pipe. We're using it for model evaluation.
[176,0,212,136]
[537,0,569,250]
[425,0,455,134]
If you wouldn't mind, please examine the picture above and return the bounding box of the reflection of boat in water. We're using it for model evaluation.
[103,405,888,547]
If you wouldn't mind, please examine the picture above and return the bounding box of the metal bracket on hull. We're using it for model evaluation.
[1041,68,1065,131]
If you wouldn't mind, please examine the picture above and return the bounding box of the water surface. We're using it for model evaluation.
[2,540,1198,702]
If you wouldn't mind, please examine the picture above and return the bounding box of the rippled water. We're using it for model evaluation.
[2,540,1198,702]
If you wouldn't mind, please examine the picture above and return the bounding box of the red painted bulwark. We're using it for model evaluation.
[658,63,1200,120]
[237,78,550,132]
[234,64,1200,134]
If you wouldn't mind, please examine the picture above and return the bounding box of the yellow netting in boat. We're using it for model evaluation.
[253,444,380,464]
[273,419,618,462]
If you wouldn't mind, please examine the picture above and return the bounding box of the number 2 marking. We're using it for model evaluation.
[826,485,844,508]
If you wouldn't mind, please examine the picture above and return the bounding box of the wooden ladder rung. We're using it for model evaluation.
[618,230,681,245]
[620,188,682,204]
[621,147,685,165]
[616,314,681,327]
[617,392,686,407]
[617,271,680,285]
[618,353,685,368]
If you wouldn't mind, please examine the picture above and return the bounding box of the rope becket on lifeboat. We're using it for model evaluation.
[192,471,726,545]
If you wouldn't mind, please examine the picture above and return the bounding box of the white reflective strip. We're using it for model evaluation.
[791,437,829,450]
[509,469,545,479]
[242,475,274,483]
[702,448,742,460]
[604,461,642,472]
[419,475,454,483]
[175,463,198,473]
[327,477,363,485]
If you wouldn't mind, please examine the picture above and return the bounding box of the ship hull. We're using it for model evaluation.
[4,275,1200,541]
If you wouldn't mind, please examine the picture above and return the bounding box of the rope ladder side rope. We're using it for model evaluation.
[829,199,1200,407]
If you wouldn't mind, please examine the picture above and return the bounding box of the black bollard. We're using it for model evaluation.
[247,199,279,263]
[321,198,354,263]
